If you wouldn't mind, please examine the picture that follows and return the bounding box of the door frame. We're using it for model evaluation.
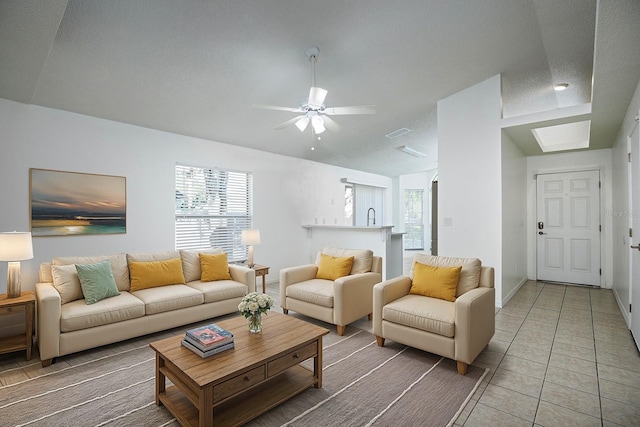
[531,166,606,288]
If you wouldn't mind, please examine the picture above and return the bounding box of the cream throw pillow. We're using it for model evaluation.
[51,264,84,304]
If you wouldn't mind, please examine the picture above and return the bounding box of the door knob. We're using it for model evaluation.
[631,245,640,251]
[538,231,547,235]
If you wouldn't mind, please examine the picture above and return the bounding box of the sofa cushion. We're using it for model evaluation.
[286,279,334,308]
[51,264,84,304]
[411,254,481,297]
[316,254,354,281]
[321,247,373,274]
[410,263,461,302]
[132,284,204,315]
[181,248,223,282]
[129,258,186,292]
[76,260,121,304]
[53,253,130,292]
[187,280,248,303]
[199,253,232,281]
[382,294,455,338]
[60,292,145,333]
[126,250,181,263]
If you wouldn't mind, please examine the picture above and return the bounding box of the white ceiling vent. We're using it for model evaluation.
[385,128,411,139]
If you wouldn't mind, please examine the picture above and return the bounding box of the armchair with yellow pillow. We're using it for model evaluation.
[279,247,382,335]
[373,254,495,375]
[35,248,255,366]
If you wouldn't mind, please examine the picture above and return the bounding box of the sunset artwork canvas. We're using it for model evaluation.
[30,169,126,236]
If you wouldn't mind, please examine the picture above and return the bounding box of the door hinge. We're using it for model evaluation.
[599,268,602,276]
[599,181,601,189]
[599,224,602,232]
[631,228,634,238]
[629,153,632,162]
[630,303,632,313]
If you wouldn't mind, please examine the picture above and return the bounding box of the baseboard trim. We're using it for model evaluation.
[612,286,631,328]
[501,277,529,308]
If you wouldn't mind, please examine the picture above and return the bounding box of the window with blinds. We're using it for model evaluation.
[175,164,253,262]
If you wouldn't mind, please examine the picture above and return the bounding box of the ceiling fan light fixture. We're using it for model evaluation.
[311,115,326,134]
[295,116,310,132]
[309,87,328,107]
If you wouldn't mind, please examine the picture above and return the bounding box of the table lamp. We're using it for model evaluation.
[0,232,34,298]
[241,229,261,268]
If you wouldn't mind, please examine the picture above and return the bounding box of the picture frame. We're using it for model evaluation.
[30,168,127,237]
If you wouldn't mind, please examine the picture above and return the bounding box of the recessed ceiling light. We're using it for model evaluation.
[385,128,411,139]
[397,145,426,158]
[553,83,569,91]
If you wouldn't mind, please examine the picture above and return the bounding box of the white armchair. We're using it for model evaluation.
[373,254,495,375]
[280,248,382,335]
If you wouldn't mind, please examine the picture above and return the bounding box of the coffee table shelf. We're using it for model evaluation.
[150,313,329,427]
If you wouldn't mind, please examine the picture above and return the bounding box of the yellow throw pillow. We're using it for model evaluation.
[199,253,232,281]
[410,262,462,302]
[316,254,355,281]
[129,258,186,292]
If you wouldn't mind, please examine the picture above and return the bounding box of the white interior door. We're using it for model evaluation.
[630,121,640,350]
[536,170,601,285]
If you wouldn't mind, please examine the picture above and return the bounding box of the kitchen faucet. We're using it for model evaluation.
[367,207,376,226]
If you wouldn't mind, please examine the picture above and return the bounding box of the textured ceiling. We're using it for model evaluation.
[1,0,639,176]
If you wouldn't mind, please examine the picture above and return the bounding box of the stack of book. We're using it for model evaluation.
[182,323,234,358]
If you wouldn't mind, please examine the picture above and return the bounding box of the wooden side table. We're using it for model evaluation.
[0,291,35,360]
[252,264,270,293]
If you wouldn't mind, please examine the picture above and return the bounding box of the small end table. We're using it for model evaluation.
[251,264,270,293]
[0,291,35,360]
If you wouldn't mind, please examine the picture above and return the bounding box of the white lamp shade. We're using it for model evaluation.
[241,229,261,245]
[295,116,310,132]
[311,115,326,134]
[0,232,33,261]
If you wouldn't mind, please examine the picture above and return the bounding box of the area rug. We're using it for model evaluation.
[0,318,487,427]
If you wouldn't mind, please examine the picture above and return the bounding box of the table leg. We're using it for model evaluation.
[314,337,323,388]
[199,386,213,427]
[261,274,266,293]
[156,355,165,406]
[25,301,34,361]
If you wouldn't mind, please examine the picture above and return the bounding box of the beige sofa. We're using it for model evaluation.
[373,254,495,375]
[35,249,255,367]
[280,248,382,335]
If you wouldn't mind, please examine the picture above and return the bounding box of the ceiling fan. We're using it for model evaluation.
[252,47,375,134]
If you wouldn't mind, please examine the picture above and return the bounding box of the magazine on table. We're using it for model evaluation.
[185,323,234,349]
[181,338,234,358]
[183,333,234,352]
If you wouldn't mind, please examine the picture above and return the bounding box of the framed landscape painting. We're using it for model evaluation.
[30,168,126,237]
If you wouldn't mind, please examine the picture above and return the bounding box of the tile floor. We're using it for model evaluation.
[454,280,640,427]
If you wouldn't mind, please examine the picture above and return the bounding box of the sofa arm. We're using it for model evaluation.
[333,272,382,326]
[279,264,318,309]
[372,276,412,337]
[454,287,495,364]
[35,282,62,364]
[228,264,256,293]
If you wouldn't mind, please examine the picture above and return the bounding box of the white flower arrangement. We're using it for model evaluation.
[238,292,273,318]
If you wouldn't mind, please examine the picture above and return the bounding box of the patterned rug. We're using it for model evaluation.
[0,317,487,426]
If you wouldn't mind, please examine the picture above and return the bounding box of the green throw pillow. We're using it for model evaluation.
[75,260,120,305]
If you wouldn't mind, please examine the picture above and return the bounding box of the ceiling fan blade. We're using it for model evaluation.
[275,115,305,130]
[252,104,303,113]
[308,87,328,107]
[324,106,376,115]
[321,115,341,132]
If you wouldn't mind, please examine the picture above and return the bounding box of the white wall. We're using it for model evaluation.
[0,98,393,295]
[501,131,528,304]
[611,78,640,326]
[526,149,613,288]
[437,75,503,305]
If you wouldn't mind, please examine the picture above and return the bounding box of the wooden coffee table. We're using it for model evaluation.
[149,312,329,427]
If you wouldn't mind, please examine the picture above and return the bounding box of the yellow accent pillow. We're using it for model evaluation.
[316,254,355,280]
[129,258,186,292]
[410,262,462,302]
[199,253,232,281]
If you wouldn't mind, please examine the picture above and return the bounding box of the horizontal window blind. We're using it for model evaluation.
[175,164,253,262]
